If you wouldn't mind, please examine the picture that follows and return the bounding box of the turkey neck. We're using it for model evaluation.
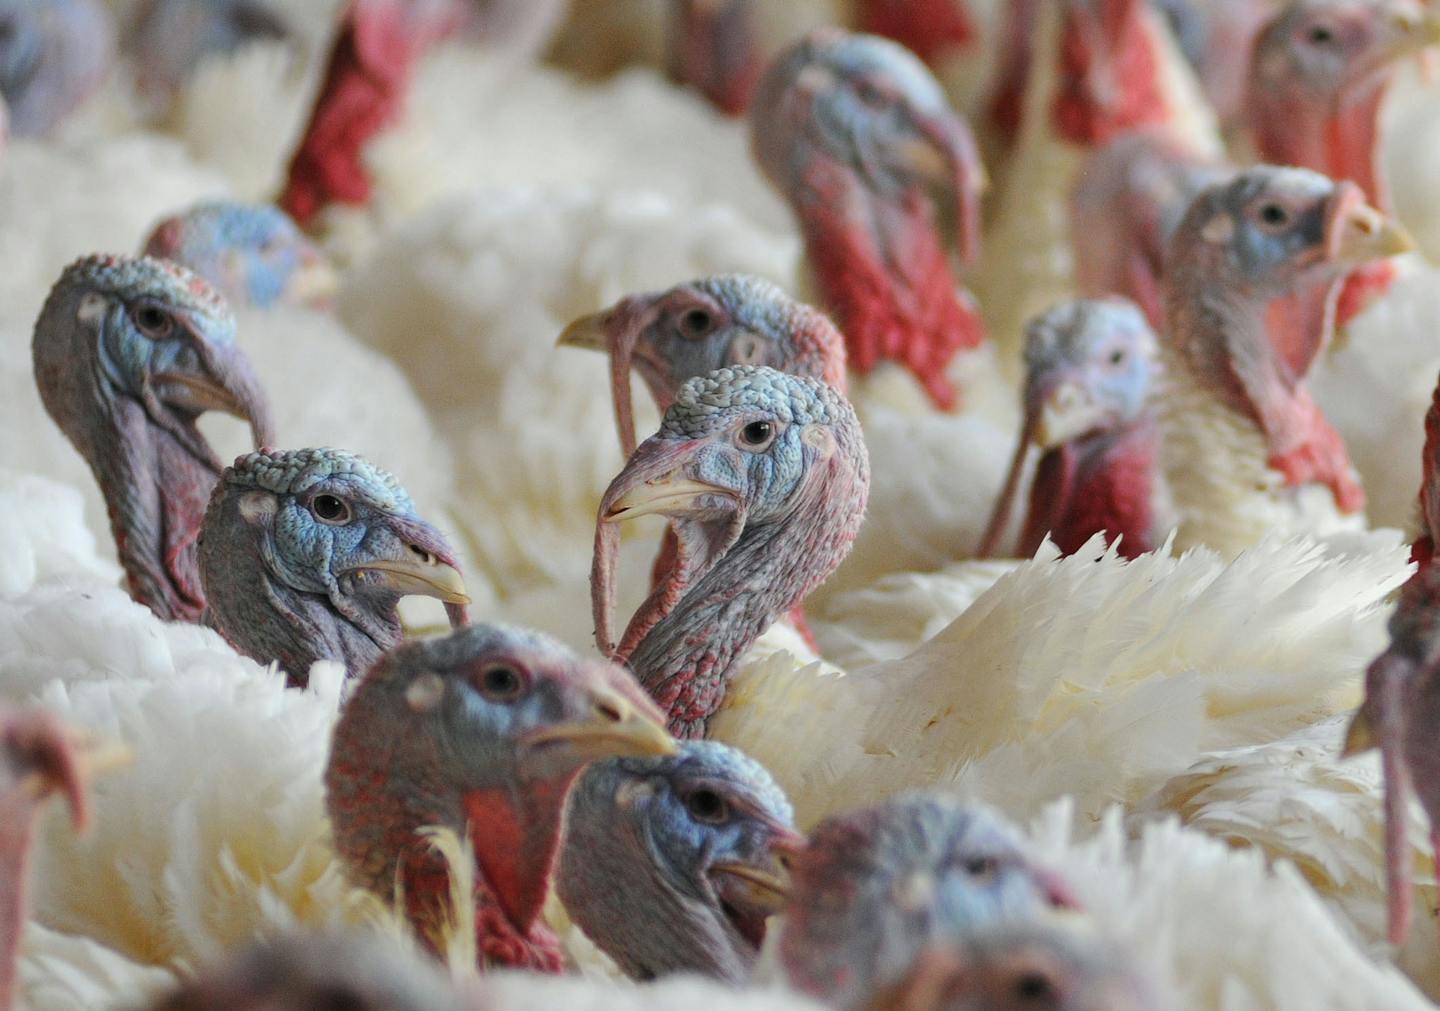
[82,385,217,624]
[1252,86,1388,210]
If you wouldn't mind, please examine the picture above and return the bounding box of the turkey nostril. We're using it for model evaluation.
[408,544,434,565]
[595,698,626,723]
[1014,971,1057,1002]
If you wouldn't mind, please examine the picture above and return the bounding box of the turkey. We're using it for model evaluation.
[198,447,470,685]
[558,740,803,982]
[0,0,114,138]
[30,253,274,622]
[324,621,675,971]
[978,297,1166,560]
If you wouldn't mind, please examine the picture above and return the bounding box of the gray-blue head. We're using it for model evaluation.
[557,740,803,982]
[0,0,113,136]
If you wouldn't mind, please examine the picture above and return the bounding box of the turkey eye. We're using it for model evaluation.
[963,856,1000,881]
[856,79,886,106]
[311,494,351,525]
[1109,349,1125,365]
[739,420,775,449]
[479,664,525,702]
[1014,972,1056,1003]
[680,308,714,338]
[686,788,728,823]
[1259,203,1289,227]
[132,304,174,338]
[1308,24,1335,45]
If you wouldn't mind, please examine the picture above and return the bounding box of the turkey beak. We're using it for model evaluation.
[283,247,339,308]
[156,340,276,448]
[1328,188,1414,264]
[521,683,676,762]
[352,518,470,609]
[557,311,611,352]
[559,297,660,458]
[906,110,986,264]
[1032,379,1107,448]
[599,442,741,524]
[11,721,131,833]
[1375,6,1440,67]
[1342,700,1377,757]
[710,824,806,913]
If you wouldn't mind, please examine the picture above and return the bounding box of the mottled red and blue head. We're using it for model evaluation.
[199,447,469,686]
[128,0,289,109]
[558,274,847,455]
[326,622,673,966]
[751,29,985,409]
[593,367,869,724]
[778,793,1080,1010]
[0,0,113,136]
[143,201,335,311]
[33,253,274,622]
[558,740,803,982]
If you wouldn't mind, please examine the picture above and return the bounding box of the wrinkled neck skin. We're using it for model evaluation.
[1020,416,1160,559]
[628,444,868,739]
[1166,275,1363,513]
[326,702,566,972]
[201,501,401,686]
[560,811,750,982]
[0,798,37,1011]
[36,350,218,624]
[794,156,983,411]
[1053,4,1171,146]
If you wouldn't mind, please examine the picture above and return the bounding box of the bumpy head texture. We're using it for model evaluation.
[32,253,274,623]
[326,622,673,971]
[0,0,113,136]
[751,29,985,409]
[558,740,802,982]
[144,201,336,310]
[150,930,470,1011]
[593,366,869,737]
[779,793,1077,1010]
[558,274,847,455]
[199,447,469,686]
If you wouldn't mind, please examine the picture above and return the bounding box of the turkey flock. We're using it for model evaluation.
[5,0,1440,1008]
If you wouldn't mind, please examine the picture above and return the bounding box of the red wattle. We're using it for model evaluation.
[1336,260,1398,328]
[1411,535,1435,573]
[801,162,985,411]
[1021,424,1158,560]
[857,0,975,66]
[1052,3,1169,146]
[1267,393,1365,515]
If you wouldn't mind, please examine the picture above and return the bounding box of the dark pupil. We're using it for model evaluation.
[313,494,345,520]
[1309,25,1334,44]
[682,309,712,335]
[742,421,772,445]
[1109,350,1125,364]
[485,667,519,695]
[1260,204,1288,226]
[965,857,997,876]
[139,308,167,331]
[689,790,723,819]
[1015,973,1056,1001]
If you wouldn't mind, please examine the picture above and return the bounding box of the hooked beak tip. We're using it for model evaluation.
[557,312,611,352]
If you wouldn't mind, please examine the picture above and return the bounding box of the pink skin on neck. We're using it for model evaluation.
[1052,0,1173,146]
[857,0,976,65]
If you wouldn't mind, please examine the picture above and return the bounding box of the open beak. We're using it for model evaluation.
[1329,189,1415,264]
[521,685,676,761]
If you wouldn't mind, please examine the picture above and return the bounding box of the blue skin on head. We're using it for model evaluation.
[1023,298,1158,435]
[199,447,467,684]
[145,202,328,310]
[559,740,799,982]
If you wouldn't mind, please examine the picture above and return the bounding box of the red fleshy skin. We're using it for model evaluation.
[1335,259,1398,328]
[857,0,976,66]
[1266,392,1366,514]
[1021,423,1158,560]
[1052,1,1170,147]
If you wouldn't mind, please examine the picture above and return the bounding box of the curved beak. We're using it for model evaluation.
[1328,188,1415,264]
[521,684,676,761]
[602,476,739,523]
[1342,699,1377,757]
[556,311,611,352]
[1374,6,1440,68]
[710,822,806,915]
[7,715,131,832]
[355,556,469,605]
[157,339,276,449]
[906,109,986,264]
